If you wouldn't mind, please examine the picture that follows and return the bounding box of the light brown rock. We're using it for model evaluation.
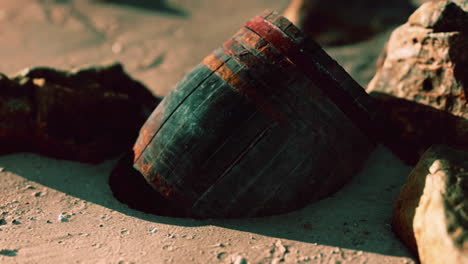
[368,1,468,119]
[392,145,468,264]
[367,1,468,163]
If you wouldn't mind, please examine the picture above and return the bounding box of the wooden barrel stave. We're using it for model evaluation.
[136,63,267,203]
[133,50,231,160]
[184,49,325,217]
[264,12,378,129]
[216,127,331,217]
[134,65,214,160]
[217,54,286,122]
[249,13,373,173]
[194,109,273,195]
[241,129,350,217]
[189,43,369,218]
[224,39,307,123]
[245,13,377,139]
[137,47,318,209]
[190,121,318,218]
[136,74,232,204]
[130,12,377,218]
[229,28,373,180]
[166,61,274,197]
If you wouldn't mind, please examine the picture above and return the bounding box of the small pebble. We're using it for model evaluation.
[33,192,41,197]
[12,219,20,225]
[58,214,69,222]
[0,219,6,225]
[46,220,53,224]
[233,255,247,264]
[150,228,158,233]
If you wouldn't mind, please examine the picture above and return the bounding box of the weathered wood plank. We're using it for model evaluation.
[135,72,232,203]
[244,14,377,139]
[229,29,373,173]
[186,32,373,218]
[264,11,378,126]
[195,109,272,194]
[133,49,230,160]
[136,52,287,206]
[130,12,377,218]
[219,126,329,217]
[190,123,290,218]
[133,64,211,159]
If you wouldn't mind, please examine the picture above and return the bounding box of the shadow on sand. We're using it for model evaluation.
[51,0,189,17]
[0,145,414,259]
[96,0,189,17]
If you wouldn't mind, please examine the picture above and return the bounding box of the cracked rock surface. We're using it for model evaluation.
[368,0,467,118]
[368,0,468,163]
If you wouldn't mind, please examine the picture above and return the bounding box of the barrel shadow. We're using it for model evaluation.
[50,0,189,17]
[210,145,415,258]
[96,0,189,17]
[0,153,202,227]
[0,145,414,258]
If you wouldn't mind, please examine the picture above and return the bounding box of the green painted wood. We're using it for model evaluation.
[186,32,373,218]
[246,13,378,140]
[136,71,234,203]
[264,12,378,130]
[130,12,377,218]
[230,29,373,174]
[133,50,230,160]
[137,54,281,207]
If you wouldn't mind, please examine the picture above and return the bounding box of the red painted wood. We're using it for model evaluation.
[128,11,377,218]
[244,14,377,139]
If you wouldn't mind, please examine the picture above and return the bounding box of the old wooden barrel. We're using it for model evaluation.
[131,11,377,218]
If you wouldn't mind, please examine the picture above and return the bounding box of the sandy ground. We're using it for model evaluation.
[0,0,416,263]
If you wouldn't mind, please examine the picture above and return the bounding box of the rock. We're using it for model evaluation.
[0,63,160,163]
[368,1,468,163]
[370,92,468,164]
[368,1,468,119]
[392,145,468,263]
[408,1,468,32]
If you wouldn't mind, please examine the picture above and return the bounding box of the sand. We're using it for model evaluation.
[0,0,416,263]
